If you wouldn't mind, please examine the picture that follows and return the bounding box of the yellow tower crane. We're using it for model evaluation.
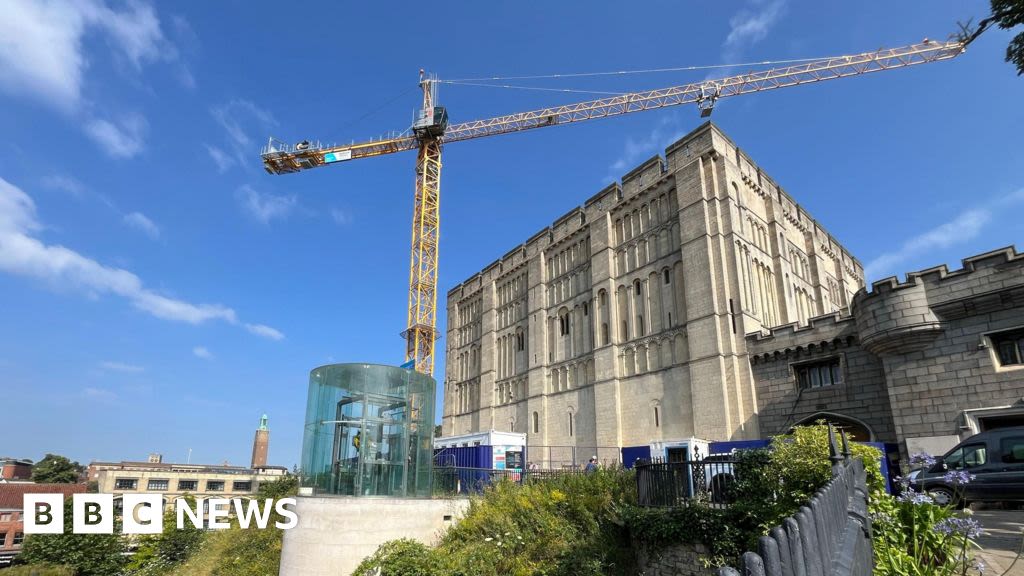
[261,26,987,377]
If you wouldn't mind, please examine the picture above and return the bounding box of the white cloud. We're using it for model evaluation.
[0,0,174,112]
[236,185,296,224]
[85,114,148,159]
[330,208,351,225]
[862,189,1024,280]
[193,346,213,359]
[42,175,86,197]
[209,100,276,172]
[205,144,235,173]
[607,114,687,182]
[83,386,118,401]
[123,212,160,239]
[100,361,144,373]
[246,323,285,341]
[723,0,787,59]
[0,177,283,338]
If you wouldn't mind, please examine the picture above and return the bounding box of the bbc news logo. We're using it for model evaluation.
[23,494,298,534]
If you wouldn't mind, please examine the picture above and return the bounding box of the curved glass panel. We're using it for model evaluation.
[300,364,435,497]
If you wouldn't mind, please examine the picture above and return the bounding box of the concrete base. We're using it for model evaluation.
[279,496,470,576]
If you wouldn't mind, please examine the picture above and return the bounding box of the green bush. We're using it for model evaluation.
[769,422,884,507]
[356,468,638,576]
[2,564,76,576]
[352,539,442,576]
[18,499,127,576]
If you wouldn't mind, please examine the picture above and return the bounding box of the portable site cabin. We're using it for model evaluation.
[433,430,526,470]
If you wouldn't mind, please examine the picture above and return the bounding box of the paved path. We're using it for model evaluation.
[974,510,1024,575]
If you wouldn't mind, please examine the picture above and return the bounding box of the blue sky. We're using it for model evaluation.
[1,1,1020,469]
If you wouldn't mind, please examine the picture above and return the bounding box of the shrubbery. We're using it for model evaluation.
[354,468,638,576]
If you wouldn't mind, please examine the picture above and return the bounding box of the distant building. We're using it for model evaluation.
[251,414,270,469]
[88,460,288,509]
[749,246,1024,459]
[0,459,32,482]
[0,483,85,565]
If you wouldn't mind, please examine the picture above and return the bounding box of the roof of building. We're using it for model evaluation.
[0,483,85,509]
[88,461,286,475]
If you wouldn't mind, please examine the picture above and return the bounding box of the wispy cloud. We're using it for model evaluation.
[0,1,187,156]
[123,212,160,239]
[193,346,213,359]
[205,144,235,173]
[82,387,118,402]
[246,323,284,341]
[330,208,351,226]
[722,0,787,62]
[85,114,148,159]
[41,175,86,197]
[210,100,276,171]
[864,190,1024,279]
[0,177,284,338]
[100,361,144,373]
[606,114,687,182]
[236,185,296,224]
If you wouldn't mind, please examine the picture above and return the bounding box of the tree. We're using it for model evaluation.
[434,424,442,438]
[31,454,82,484]
[19,499,126,576]
[256,474,298,500]
[991,0,1024,75]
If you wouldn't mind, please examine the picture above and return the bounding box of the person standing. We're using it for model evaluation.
[584,456,598,473]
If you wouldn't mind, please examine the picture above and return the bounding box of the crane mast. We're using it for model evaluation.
[260,30,982,377]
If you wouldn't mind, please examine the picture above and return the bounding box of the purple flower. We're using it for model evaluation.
[935,517,984,539]
[896,490,934,505]
[973,557,987,573]
[909,452,937,468]
[943,470,976,486]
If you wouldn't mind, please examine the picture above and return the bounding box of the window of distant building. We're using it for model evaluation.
[0,532,6,547]
[533,411,539,434]
[178,480,198,491]
[0,513,10,522]
[147,479,169,491]
[114,478,138,490]
[206,480,225,492]
[13,532,24,547]
[233,481,252,492]
[795,357,842,389]
[991,328,1024,367]
[664,269,671,285]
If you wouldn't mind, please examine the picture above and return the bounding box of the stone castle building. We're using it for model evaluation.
[442,122,864,451]
[750,246,1024,459]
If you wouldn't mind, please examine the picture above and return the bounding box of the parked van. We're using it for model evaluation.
[908,427,1024,506]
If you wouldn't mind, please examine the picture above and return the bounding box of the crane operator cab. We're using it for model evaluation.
[413,106,448,139]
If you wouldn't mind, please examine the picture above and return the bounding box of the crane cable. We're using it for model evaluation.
[440,55,835,83]
[436,80,627,96]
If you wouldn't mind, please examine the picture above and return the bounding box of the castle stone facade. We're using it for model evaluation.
[749,246,1024,458]
[442,122,864,454]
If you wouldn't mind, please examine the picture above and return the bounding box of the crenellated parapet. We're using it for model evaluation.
[852,246,1024,355]
[745,312,859,363]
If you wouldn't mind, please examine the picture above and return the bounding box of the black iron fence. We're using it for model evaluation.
[635,455,740,507]
[432,465,586,496]
[718,426,872,576]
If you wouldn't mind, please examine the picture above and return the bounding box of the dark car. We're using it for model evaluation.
[909,427,1024,506]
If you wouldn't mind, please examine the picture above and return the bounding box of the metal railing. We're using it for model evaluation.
[718,425,872,576]
[432,465,586,496]
[635,455,740,507]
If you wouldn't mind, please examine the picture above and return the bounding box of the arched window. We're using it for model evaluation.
[568,412,574,437]
[532,411,539,434]
[634,280,642,296]
[664,269,671,284]
[654,406,660,428]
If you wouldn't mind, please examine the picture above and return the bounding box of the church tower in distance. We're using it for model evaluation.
[251,413,270,469]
